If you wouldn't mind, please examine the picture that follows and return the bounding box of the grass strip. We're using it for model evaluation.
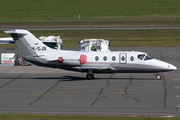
[0,0,180,23]
[0,29,180,47]
[0,114,179,120]
[0,0,180,27]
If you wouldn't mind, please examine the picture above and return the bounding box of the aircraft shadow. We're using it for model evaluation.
[0,76,154,81]
[59,76,154,81]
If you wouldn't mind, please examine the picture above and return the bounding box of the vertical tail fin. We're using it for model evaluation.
[5,29,55,56]
[4,29,56,64]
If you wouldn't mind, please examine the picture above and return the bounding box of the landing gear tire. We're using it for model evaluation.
[155,74,162,80]
[86,74,94,79]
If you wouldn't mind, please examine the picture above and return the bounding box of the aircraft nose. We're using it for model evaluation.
[168,64,177,71]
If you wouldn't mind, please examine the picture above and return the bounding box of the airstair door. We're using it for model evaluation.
[119,53,127,64]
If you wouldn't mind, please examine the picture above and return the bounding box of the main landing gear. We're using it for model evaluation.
[86,74,94,79]
[155,73,163,80]
[86,69,95,79]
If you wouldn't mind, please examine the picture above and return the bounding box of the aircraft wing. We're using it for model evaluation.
[80,66,102,70]
[75,66,114,70]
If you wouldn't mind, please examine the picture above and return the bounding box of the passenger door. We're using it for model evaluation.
[119,53,127,64]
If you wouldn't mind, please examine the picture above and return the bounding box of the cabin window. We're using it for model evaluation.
[138,54,145,60]
[95,56,99,61]
[112,56,116,61]
[144,55,154,61]
[130,56,134,61]
[121,56,125,61]
[103,56,107,61]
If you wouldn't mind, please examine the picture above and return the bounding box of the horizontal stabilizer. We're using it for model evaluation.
[4,29,28,35]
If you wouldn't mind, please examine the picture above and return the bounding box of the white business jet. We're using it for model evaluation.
[5,29,177,80]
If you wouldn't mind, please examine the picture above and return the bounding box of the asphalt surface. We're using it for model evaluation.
[0,47,179,117]
[1,26,180,30]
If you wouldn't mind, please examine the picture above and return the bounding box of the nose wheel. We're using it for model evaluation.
[155,73,163,80]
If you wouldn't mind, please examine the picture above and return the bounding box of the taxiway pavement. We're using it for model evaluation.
[0,47,179,117]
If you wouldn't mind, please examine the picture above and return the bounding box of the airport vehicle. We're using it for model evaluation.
[0,37,14,44]
[79,39,110,52]
[5,29,177,79]
[0,36,62,47]
[39,36,62,50]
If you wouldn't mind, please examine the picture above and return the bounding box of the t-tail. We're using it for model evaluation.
[4,29,57,65]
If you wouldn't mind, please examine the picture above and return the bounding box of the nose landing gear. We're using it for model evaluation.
[155,73,163,80]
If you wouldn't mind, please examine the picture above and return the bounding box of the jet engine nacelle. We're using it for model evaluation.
[58,54,87,66]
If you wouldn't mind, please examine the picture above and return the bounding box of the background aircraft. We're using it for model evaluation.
[5,29,177,80]
[0,37,14,44]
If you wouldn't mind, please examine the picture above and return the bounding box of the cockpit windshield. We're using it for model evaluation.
[138,54,145,60]
[144,54,154,61]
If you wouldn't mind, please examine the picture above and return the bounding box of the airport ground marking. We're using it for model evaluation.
[49,94,144,97]
[108,92,137,94]
[171,60,178,61]
[57,92,80,94]
[57,88,82,89]
[174,86,180,88]
[116,105,143,108]
[22,93,51,96]
[33,86,54,88]
[2,88,27,90]
[60,86,125,87]
[56,86,145,88]
[169,52,176,53]
[0,94,11,96]
[173,79,180,81]
[169,48,176,50]
[7,105,144,108]
[8,105,37,107]
[22,95,48,96]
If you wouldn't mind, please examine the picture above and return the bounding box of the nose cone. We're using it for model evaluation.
[153,59,177,72]
[168,64,177,71]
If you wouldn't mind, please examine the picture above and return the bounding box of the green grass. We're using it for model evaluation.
[0,0,180,23]
[25,29,180,47]
[0,114,179,120]
[1,29,180,47]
